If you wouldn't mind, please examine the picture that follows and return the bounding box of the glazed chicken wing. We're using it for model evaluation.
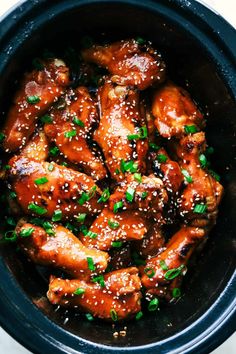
[44,87,107,180]
[152,82,204,138]
[8,156,102,219]
[82,39,165,90]
[3,58,69,152]
[94,81,148,181]
[17,222,109,279]
[141,226,205,289]
[47,267,141,321]
[20,128,49,162]
[108,174,168,220]
[80,207,148,251]
[175,132,223,228]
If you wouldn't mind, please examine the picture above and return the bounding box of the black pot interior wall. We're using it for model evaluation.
[0,2,235,347]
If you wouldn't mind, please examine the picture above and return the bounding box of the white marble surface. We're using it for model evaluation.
[0,0,235,353]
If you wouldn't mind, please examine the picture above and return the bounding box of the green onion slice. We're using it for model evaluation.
[92,275,105,288]
[159,259,168,271]
[184,125,197,134]
[87,257,95,271]
[73,116,85,127]
[181,169,193,183]
[135,311,143,320]
[110,309,118,321]
[172,287,181,298]
[193,203,207,214]
[144,267,155,278]
[108,219,120,230]
[157,154,168,163]
[126,186,135,202]
[74,288,85,295]
[111,241,123,248]
[113,201,123,213]
[148,298,159,311]
[34,176,48,185]
[20,227,35,238]
[27,95,41,104]
[64,130,77,138]
[98,188,110,203]
[52,209,62,222]
[164,264,185,280]
[28,203,47,215]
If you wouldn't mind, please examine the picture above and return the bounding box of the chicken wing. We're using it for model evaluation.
[140,226,205,289]
[80,207,148,251]
[152,82,204,138]
[8,156,102,219]
[175,132,223,228]
[94,81,148,181]
[3,58,69,152]
[47,267,141,321]
[17,221,109,279]
[44,87,107,180]
[82,39,165,90]
[108,174,168,220]
[20,129,49,162]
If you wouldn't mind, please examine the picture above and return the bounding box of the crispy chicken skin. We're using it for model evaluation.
[94,81,148,181]
[44,87,107,180]
[20,129,49,162]
[108,174,168,220]
[82,39,165,90]
[175,132,223,227]
[141,226,205,289]
[47,267,141,321]
[17,222,109,279]
[80,207,148,251]
[9,156,102,219]
[152,82,204,138]
[3,58,69,152]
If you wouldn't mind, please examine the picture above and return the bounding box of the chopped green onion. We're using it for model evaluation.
[199,154,208,168]
[0,132,5,142]
[75,213,86,223]
[184,125,197,134]
[43,221,55,236]
[73,116,84,127]
[148,298,159,311]
[6,217,16,226]
[92,275,105,288]
[64,130,77,138]
[48,163,55,172]
[136,37,145,45]
[144,267,155,278]
[159,260,168,271]
[20,227,35,238]
[120,159,138,173]
[127,126,147,140]
[74,288,85,296]
[157,154,168,163]
[86,231,97,239]
[209,169,220,182]
[108,219,120,230]
[87,257,95,271]
[60,162,68,167]
[27,95,41,104]
[193,203,207,214]
[149,142,160,151]
[52,209,62,222]
[181,169,193,183]
[9,191,17,199]
[4,165,11,170]
[113,201,123,213]
[28,203,47,215]
[98,188,110,203]
[164,265,185,280]
[34,176,48,185]
[115,168,120,175]
[65,222,79,234]
[78,186,97,205]
[112,241,123,248]
[49,146,60,156]
[126,186,135,202]
[4,230,17,242]
[141,191,148,199]
[172,288,181,298]
[134,173,142,183]
[40,114,53,124]
[85,313,94,321]
[80,225,88,236]
[135,311,143,320]
[110,309,118,321]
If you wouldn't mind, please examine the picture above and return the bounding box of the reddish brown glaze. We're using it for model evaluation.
[3,58,69,152]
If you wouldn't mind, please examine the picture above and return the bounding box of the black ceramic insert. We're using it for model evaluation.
[0,1,235,354]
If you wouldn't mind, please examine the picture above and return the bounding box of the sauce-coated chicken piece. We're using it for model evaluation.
[80,207,148,251]
[44,87,107,180]
[20,129,49,162]
[3,58,70,152]
[17,222,109,279]
[135,220,165,258]
[47,267,141,321]
[141,226,205,289]
[82,39,165,90]
[151,147,184,195]
[9,156,102,219]
[175,132,223,228]
[108,174,168,220]
[152,82,205,138]
[94,81,148,181]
